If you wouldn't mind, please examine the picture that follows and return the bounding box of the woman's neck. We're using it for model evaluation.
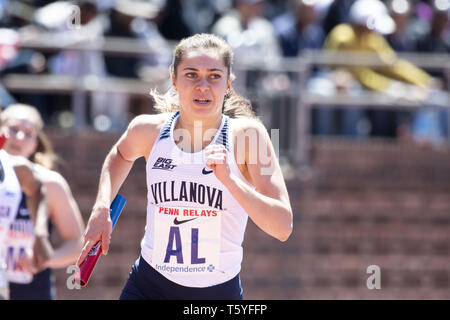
[174,111,223,153]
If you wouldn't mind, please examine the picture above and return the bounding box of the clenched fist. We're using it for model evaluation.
[204,144,230,184]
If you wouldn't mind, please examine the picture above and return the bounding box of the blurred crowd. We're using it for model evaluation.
[0,0,448,143]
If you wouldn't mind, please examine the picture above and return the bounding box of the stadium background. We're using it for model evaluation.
[0,0,449,299]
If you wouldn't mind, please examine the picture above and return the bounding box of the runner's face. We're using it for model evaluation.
[2,116,39,158]
[172,50,231,119]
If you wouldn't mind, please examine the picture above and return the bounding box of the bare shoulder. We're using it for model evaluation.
[128,113,171,136]
[33,165,82,221]
[230,117,267,137]
[131,113,171,128]
[34,165,68,189]
[9,156,39,195]
[119,112,173,161]
[9,155,33,170]
[231,118,267,140]
[9,156,34,180]
[33,165,78,205]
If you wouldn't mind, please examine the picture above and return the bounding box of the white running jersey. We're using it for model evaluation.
[141,112,253,287]
[3,192,35,284]
[0,150,22,289]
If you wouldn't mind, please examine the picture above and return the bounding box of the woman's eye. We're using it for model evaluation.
[7,126,35,139]
[210,74,221,80]
[185,73,197,79]
[24,131,34,139]
[8,127,19,134]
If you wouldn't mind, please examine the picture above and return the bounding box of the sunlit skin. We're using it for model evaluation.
[172,49,231,152]
[1,108,84,274]
[77,42,293,268]
[1,113,42,274]
[2,116,38,159]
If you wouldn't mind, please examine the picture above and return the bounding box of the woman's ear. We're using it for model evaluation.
[172,73,177,91]
[170,73,177,91]
[227,76,232,93]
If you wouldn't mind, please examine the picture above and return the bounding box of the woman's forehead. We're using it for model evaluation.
[4,114,38,129]
[178,49,226,70]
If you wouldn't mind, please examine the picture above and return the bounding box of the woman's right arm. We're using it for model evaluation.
[76,115,162,265]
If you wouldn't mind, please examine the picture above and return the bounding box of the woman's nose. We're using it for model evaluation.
[196,77,210,91]
[15,131,26,140]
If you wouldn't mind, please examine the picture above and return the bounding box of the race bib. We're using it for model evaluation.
[4,210,34,284]
[151,205,221,275]
[4,240,33,284]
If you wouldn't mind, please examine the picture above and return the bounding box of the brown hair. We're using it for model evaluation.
[151,33,258,120]
[1,104,59,170]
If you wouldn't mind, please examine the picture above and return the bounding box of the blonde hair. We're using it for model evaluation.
[151,33,258,120]
[1,104,59,170]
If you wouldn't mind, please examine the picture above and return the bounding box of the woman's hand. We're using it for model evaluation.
[17,248,37,275]
[204,144,231,185]
[76,204,112,266]
[16,241,53,275]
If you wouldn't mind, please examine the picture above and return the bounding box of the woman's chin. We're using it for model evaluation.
[5,147,24,157]
[187,105,221,118]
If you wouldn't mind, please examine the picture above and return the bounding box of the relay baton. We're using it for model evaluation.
[0,134,7,149]
[77,194,127,287]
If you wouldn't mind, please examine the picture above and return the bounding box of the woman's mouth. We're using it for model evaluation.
[7,144,22,155]
[193,98,212,106]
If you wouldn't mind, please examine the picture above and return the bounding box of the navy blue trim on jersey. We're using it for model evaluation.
[13,192,54,232]
[9,268,55,300]
[0,158,5,183]
[119,256,243,300]
[159,111,180,141]
[215,116,229,151]
[159,112,229,151]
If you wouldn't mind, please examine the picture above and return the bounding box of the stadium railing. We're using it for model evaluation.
[2,35,449,169]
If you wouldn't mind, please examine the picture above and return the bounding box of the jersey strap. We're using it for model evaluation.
[158,111,180,141]
[214,116,229,151]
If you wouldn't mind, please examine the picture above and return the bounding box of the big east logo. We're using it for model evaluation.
[152,157,177,171]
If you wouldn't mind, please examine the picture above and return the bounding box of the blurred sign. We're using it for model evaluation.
[66,5,81,30]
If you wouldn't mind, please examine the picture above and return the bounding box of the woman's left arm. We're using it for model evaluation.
[205,120,293,242]
[41,171,84,269]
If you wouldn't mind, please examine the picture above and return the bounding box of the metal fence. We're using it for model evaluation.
[2,35,450,169]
